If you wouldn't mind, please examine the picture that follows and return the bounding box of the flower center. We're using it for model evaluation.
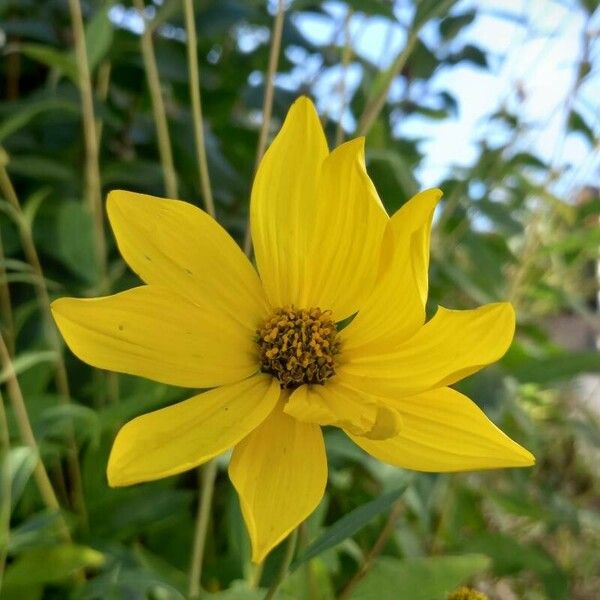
[256,306,341,388]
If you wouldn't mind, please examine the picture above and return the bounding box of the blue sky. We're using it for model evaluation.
[291,0,599,195]
[111,0,598,196]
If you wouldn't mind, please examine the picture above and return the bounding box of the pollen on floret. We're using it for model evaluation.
[256,305,340,388]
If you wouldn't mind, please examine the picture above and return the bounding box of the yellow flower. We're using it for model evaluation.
[51,97,534,562]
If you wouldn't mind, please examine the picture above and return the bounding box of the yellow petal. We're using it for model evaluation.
[52,285,259,388]
[108,374,280,486]
[285,380,376,435]
[302,138,388,319]
[349,387,534,471]
[340,303,515,397]
[285,379,400,439]
[361,404,403,441]
[107,190,268,330]
[342,188,442,352]
[229,400,327,563]
[250,96,328,308]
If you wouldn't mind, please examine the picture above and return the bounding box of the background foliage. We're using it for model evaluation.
[1,0,599,598]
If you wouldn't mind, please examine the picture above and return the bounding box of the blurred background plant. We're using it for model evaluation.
[0,0,599,598]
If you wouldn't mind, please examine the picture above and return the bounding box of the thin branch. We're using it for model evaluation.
[0,229,15,356]
[264,528,298,600]
[0,150,87,524]
[188,459,218,598]
[183,0,216,217]
[338,500,404,600]
[0,389,10,589]
[133,0,179,199]
[356,0,454,137]
[67,0,107,290]
[0,335,70,542]
[335,9,354,148]
[243,0,286,256]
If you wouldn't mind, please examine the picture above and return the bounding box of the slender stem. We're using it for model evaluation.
[335,9,353,148]
[134,0,178,199]
[93,61,120,405]
[243,0,286,256]
[0,229,15,356]
[249,560,264,588]
[356,0,454,137]
[67,0,107,290]
[183,0,216,218]
[188,459,218,598]
[355,31,418,137]
[338,500,404,600]
[0,151,87,524]
[0,390,10,589]
[298,522,318,600]
[0,335,70,542]
[264,528,298,600]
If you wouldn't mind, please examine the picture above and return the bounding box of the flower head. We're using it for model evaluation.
[52,97,534,562]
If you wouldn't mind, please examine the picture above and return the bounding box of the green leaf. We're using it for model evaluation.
[291,484,409,571]
[54,201,99,285]
[439,11,476,39]
[85,6,114,71]
[7,511,64,555]
[447,44,488,68]
[413,0,457,28]
[3,544,105,587]
[504,346,600,383]
[8,446,39,510]
[207,581,265,599]
[0,98,79,142]
[568,110,595,144]
[17,43,77,82]
[348,554,491,600]
[0,351,58,384]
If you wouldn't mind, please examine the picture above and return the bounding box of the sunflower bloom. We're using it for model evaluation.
[51,97,533,562]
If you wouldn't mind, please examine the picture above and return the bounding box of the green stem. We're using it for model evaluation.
[243,0,286,256]
[188,460,218,598]
[134,0,179,199]
[335,9,353,148]
[338,500,404,600]
[0,150,87,526]
[356,0,454,137]
[264,529,298,600]
[183,0,216,218]
[0,228,15,356]
[0,335,70,542]
[67,0,107,291]
[249,560,264,588]
[0,390,10,590]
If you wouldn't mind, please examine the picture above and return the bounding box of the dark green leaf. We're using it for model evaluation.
[348,555,491,599]
[291,484,409,570]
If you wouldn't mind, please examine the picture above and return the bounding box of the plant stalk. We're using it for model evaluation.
[264,528,298,600]
[0,389,11,589]
[0,335,70,542]
[188,459,218,598]
[183,0,216,218]
[356,0,454,137]
[335,9,353,147]
[67,0,107,291]
[0,230,15,356]
[0,152,87,524]
[134,0,179,199]
[338,500,404,600]
[243,0,286,256]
